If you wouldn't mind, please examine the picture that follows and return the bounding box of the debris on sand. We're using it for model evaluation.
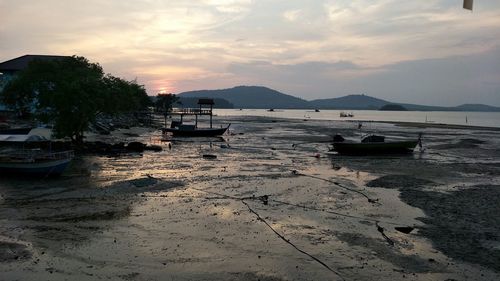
[376,222,395,246]
[144,145,162,151]
[126,141,146,152]
[0,241,32,262]
[395,226,414,234]
[203,154,217,160]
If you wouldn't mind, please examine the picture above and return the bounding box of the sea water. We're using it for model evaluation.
[215,109,500,128]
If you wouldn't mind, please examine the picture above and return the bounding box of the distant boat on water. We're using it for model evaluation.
[340,112,354,118]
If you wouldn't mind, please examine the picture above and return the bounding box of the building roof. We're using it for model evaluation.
[0,55,70,72]
[197,98,214,105]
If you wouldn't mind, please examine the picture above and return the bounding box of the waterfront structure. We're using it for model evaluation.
[0,55,70,110]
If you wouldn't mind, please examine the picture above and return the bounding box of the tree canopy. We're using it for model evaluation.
[154,93,179,113]
[0,56,151,143]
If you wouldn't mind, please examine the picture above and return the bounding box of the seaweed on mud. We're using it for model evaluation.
[399,185,500,272]
[366,175,436,190]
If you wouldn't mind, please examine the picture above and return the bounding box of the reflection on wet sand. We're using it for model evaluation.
[1,116,500,280]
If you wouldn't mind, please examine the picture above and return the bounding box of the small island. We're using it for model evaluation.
[379,104,408,111]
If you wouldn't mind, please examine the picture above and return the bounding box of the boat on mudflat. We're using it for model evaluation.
[0,131,74,176]
[0,149,74,176]
[161,98,230,137]
[331,134,420,155]
[162,123,230,137]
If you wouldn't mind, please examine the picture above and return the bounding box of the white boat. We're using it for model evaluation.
[340,112,354,118]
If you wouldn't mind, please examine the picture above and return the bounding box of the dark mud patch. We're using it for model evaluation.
[400,185,500,272]
[366,175,436,190]
[448,163,500,177]
[129,177,158,187]
[429,138,486,150]
[0,178,183,252]
[0,241,32,262]
[229,272,288,281]
[336,232,441,272]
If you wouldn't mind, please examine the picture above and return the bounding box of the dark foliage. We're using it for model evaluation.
[0,56,150,143]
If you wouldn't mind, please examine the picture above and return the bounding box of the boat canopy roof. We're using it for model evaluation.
[0,134,48,142]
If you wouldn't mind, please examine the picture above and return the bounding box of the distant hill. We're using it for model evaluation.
[309,94,388,110]
[379,104,407,111]
[176,97,234,109]
[178,86,310,109]
[176,85,500,112]
[455,104,500,112]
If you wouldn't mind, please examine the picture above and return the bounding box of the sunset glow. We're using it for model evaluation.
[1,0,499,105]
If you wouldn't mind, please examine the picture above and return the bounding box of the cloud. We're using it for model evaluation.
[225,47,500,106]
[1,0,499,104]
[283,9,302,22]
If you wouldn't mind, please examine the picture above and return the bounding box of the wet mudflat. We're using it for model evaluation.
[1,116,500,280]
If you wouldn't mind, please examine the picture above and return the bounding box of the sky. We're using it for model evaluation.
[1,0,500,106]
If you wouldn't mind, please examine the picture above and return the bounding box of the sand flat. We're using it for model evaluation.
[1,116,500,280]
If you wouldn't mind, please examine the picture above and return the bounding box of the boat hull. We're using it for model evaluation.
[162,126,229,137]
[332,141,418,155]
[0,158,71,176]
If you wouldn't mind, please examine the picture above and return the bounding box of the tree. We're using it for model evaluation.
[155,93,179,113]
[154,93,179,128]
[1,56,150,143]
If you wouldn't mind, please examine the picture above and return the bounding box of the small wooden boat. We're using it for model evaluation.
[162,98,230,137]
[331,134,420,155]
[162,123,230,137]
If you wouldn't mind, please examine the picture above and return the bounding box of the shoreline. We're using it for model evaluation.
[222,114,500,131]
[375,120,500,131]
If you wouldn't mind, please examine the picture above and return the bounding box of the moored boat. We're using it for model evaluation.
[331,134,420,155]
[0,131,73,176]
[162,123,230,137]
[162,98,230,137]
[0,149,74,176]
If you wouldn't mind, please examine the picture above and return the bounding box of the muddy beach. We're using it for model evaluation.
[1,116,500,280]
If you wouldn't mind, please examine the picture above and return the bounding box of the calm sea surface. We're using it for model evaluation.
[215,109,500,128]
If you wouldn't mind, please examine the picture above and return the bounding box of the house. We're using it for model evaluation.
[0,55,70,110]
